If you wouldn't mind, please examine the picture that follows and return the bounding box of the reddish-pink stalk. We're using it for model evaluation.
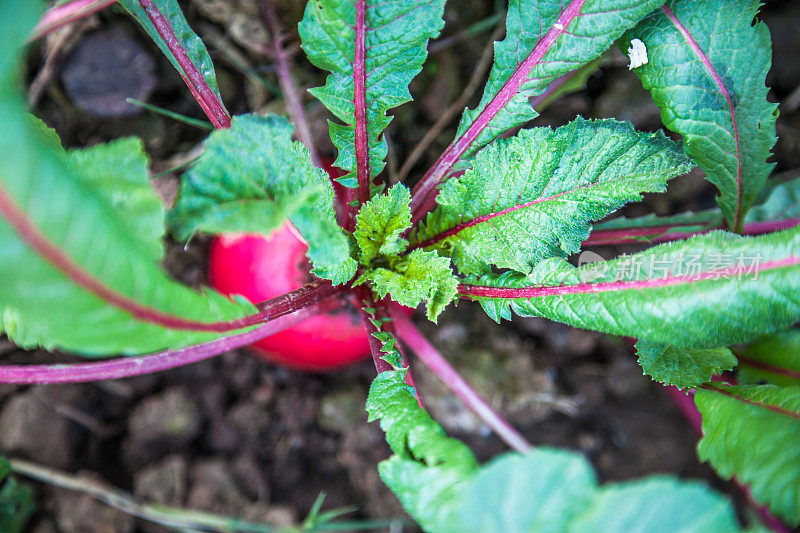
[0,178,338,330]
[137,0,231,129]
[0,304,326,385]
[665,385,791,533]
[392,310,532,454]
[409,0,587,223]
[352,0,371,205]
[585,218,800,247]
[661,6,743,232]
[735,354,800,381]
[458,256,800,300]
[30,0,117,41]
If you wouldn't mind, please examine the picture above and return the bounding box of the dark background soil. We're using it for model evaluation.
[3,1,800,531]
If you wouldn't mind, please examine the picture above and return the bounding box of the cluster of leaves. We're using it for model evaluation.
[2,0,800,530]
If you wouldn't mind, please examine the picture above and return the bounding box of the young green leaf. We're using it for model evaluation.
[354,185,458,320]
[695,384,800,525]
[361,249,459,322]
[169,113,356,285]
[118,0,229,127]
[569,477,740,533]
[635,340,737,389]
[298,0,446,191]
[738,331,800,387]
[414,118,692,276]
[463,227,800,349]
[369,368,741,532]
[625,0,778,231]
[354,184,412,264]
[0,88,258,355]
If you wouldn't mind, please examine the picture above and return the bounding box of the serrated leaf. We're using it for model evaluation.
[635,340,737,389]
[0,33,257,355]
[362,249,458,322]
[354,185,458,320]
[0,459,33,533]
[738,331,800,387]
[569,476,740,533]
[299,0,446,187]
[696,384,800,525]
[454,0,665,156]
[466,228,800,349]
[366,369,477,471]
[415,118,692,276]
[354,184,411,264]
[170,113,356,285]
[118,0,226,112]
[625,0,778,230]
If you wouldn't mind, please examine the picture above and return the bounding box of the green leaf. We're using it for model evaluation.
[354,184,412,264]
[169,114,356,285]
[354,185,458,320]
[361,249,459,322]
[117,0,226,110]
[738,331,800,387]
[69,137,166,261]
[625,0,778,230]
[467,227,800,349]
[369,369,741,533]
[0,97,256,355]
[299,0,446,187]
[569,477,740,533]
[456,451,598,533]
[454,0,665,156]
[696,384,800,525]
[367,369,477,470]
[0,459,34,533]
[636,340,737,389]
[415,118,692,276]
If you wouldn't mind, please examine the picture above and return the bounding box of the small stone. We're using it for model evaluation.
[0,387,74,469]
[51,485,134,533]
[127,387,202,445]
[133,454,187,506]
[61,28,156,117]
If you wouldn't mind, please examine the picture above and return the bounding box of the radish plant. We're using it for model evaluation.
[2,0,799,530]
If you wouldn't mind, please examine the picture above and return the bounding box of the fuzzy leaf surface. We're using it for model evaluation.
[696,384,800,525]
[454,0,665,155]
[636,341,737,389]
[354,185,458,320]
[170,114,356,285]
[738,331,800,387]
[118,0,226,109]
[625,0,778,229]
[299,0,446,187]
[0,20,257,356]
[466,228,800,349]
[415,118,692,276]
[569,477,739,533]
[362,249,458,322]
